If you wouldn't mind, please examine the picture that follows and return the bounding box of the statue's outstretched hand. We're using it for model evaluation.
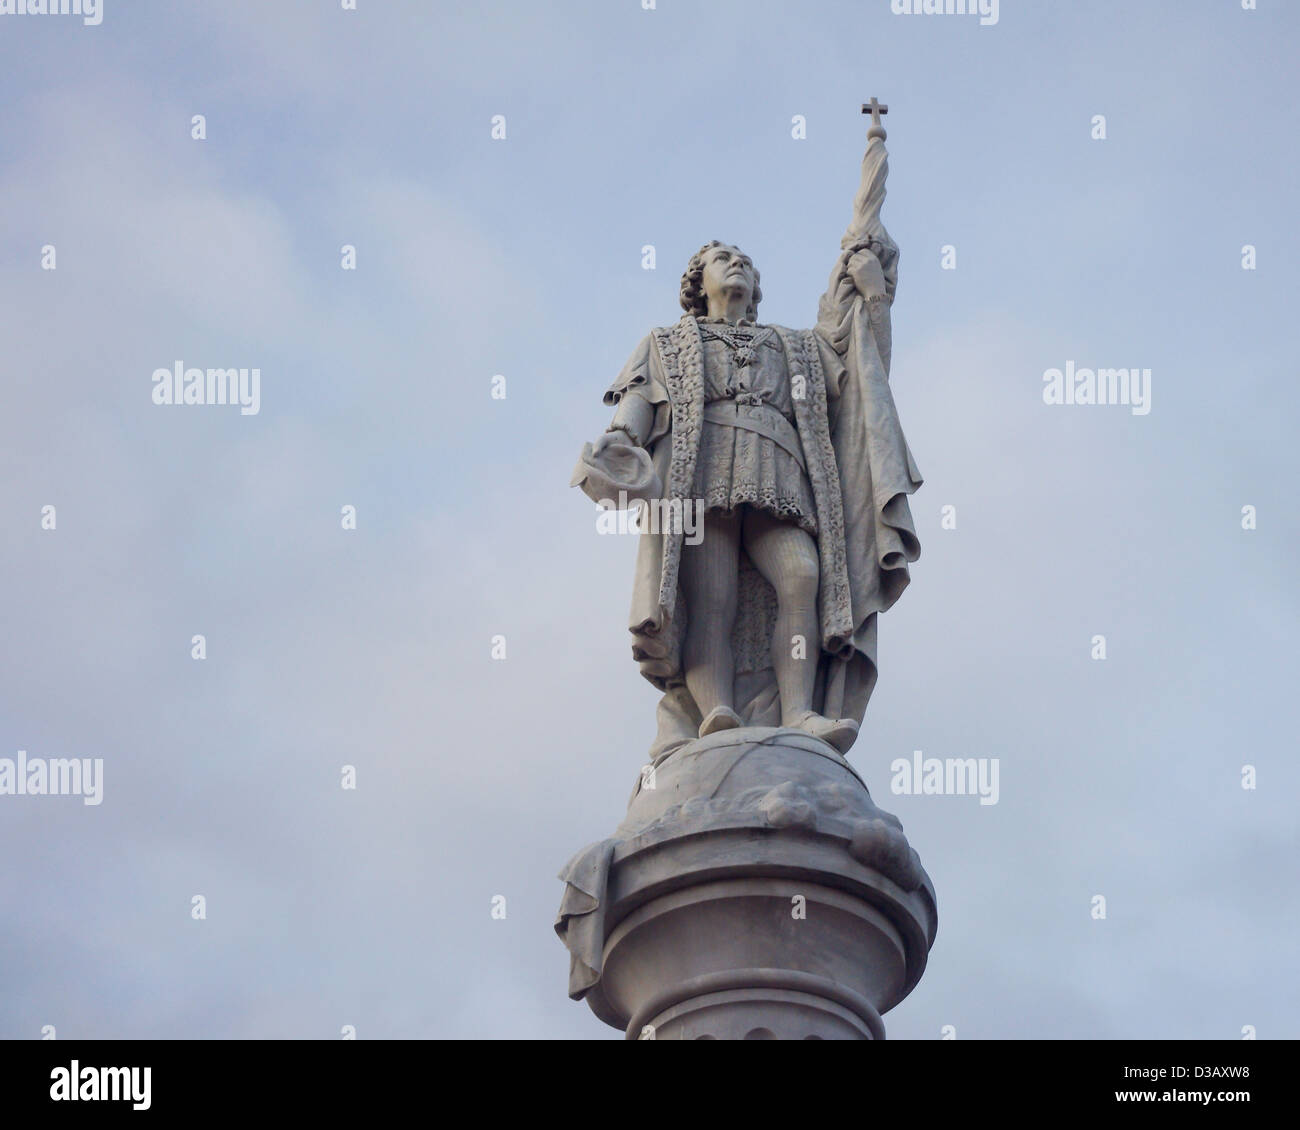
[573,426,662,507]
[591,430,625,458]
[848,248,887,301]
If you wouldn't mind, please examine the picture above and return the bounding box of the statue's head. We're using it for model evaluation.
[680,241,762,322]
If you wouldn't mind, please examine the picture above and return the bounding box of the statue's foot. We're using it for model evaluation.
[790,711,859,755]
[699,705,743,738]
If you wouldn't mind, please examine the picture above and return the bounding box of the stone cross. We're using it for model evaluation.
[861,97,888,141]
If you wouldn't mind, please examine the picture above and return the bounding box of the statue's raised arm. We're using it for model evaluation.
[816,101,898,374]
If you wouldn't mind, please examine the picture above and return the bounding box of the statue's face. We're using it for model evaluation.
[700,244,755,311]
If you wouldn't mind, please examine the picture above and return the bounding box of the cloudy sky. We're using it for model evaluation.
[1,0,1296,1039]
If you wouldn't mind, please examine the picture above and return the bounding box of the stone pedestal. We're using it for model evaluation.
[556,727,937,1040]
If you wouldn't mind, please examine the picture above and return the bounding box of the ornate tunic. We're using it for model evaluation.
[691,318,818,534]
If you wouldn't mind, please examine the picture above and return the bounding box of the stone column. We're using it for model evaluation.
[557,727,937,1040]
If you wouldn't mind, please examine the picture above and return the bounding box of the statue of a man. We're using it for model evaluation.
[573,130,922,760]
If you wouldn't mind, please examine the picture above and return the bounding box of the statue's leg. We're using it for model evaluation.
[679,507,741,730]
[741,507,821,726]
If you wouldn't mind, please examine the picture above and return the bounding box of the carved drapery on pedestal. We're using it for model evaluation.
[556,728,937,1040]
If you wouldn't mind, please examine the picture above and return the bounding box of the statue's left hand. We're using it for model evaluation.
[847,248,887,300]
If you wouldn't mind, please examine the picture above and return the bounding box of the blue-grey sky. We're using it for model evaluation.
[1,0,1297,1039]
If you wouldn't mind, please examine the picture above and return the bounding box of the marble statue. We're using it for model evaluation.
[559,106,937,1040]
[572,100,922,761]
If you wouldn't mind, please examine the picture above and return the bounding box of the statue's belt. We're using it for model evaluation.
[702,399,807,473]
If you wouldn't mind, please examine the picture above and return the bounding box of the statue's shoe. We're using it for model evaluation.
[699,706,743,737]
[790,711,859,754]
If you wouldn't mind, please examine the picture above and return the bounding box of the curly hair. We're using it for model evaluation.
[679,240,762,321]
